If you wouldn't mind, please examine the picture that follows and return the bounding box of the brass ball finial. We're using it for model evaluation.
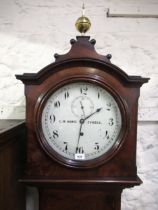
[75,3,91,35]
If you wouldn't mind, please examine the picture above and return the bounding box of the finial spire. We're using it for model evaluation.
[82,2,85,16]
[75,3,91,35]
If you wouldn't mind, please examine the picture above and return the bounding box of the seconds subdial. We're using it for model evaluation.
[71,96,94,118]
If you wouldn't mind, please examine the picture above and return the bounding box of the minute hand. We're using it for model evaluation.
[84,108,102,121]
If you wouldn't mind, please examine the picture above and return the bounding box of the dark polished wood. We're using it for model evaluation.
[20,176,142,189]
[16,36,149,210]
[16,36,149,86]
[39,188,122,210]
[0,120,26,210]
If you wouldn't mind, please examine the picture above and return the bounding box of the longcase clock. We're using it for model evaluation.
[16,35,149,210]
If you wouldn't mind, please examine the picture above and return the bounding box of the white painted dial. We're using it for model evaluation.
[41,82,122,161]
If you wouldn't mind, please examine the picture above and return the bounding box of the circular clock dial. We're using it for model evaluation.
[41,82,122,161]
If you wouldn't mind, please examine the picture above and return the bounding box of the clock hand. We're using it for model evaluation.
[84,108,102,121]
[80,101,85,118]
[76,119,84,153]
[75,108,102,153]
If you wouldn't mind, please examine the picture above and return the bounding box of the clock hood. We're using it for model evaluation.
[16,36,149,86]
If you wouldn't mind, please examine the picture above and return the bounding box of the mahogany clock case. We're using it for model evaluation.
[16,36,149,181]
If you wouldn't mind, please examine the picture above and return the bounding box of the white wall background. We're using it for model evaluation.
[0,0,158,209]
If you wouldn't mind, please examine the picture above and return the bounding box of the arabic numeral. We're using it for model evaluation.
[76,146,84,154]
[50,115,56,123]
[109,118,114,126]
[54,101,60,108]
[106,102,111,111]
[52,130,59,139]
[105,130,110,139]
[94,143,100,150]
[63,142,68,151]
[80,86,88,95]
[64,91,69,99]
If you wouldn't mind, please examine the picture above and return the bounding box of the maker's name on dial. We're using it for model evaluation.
[59,120,102,124]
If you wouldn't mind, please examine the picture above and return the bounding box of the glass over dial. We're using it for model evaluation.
[41,82,122,161]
